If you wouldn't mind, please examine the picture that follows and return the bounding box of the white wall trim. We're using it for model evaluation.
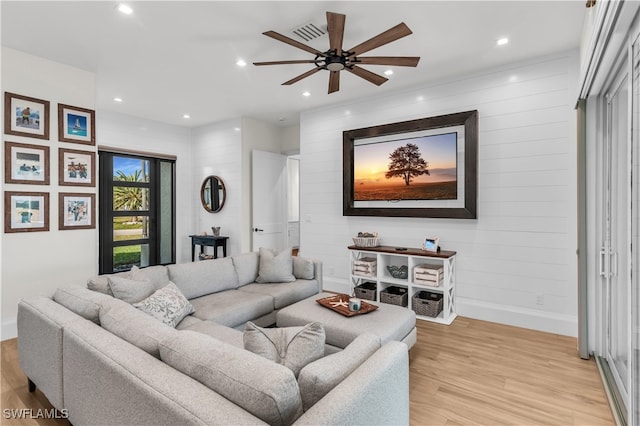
[2,319,17,341]
[457,297,578,337]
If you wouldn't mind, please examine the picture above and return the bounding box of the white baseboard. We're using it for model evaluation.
[457,297,578,337]
[2,319,17,341]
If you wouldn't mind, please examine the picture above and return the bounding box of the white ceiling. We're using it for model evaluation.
[1,1,586,128]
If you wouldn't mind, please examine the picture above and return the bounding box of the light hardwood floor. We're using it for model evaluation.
[1,317,613,425]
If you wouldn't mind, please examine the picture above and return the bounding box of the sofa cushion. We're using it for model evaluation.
[298,333,381,411]
[238,279,319,309]
[53,287,115,323]
[232,252,259,286]
[108,275,155,304]
[130,265,170,290]
[159,331,303,426]
[87,271,129,295]
[189,290,273,328]
[293,256,315,280]
[181,320,244,348]
[255,247,296,283]
[175,314,201,330]
[99,297,176,358]
[133,282,195,328]
[167,257,239,299]
[243,321,325,377]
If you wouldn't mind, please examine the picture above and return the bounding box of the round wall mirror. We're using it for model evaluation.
[201,175,226,213]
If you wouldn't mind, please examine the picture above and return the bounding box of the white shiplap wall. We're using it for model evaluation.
[299,52,579,336]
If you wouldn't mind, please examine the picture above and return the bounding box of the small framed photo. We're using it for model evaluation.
[4,92,50,140]
[5,141,50,185]
[422,237,440,253]
[59,192,95,230]
[59,148,95,187]
[4,191,49,233]
[58,103,95,145]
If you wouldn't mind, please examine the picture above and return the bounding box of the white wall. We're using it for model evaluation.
[98,110,192,263]
[300,52,580,336]
[1,47,96,339]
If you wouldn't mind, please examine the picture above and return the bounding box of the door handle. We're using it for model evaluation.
[599,248,607,277]
[253,228,264,232]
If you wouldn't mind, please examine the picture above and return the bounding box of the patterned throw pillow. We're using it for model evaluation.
[133,282,194,328]
[243,321,325,377]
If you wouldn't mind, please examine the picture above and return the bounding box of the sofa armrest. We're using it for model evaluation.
[294,341,409,425]
[17,297,84,409]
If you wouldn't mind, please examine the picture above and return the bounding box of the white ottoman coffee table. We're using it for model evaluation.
[276,292,417,353]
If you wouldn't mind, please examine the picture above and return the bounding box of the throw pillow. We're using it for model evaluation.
[133,282,195,328]
[255,247,296,283]
[292,256,314,280]
[243,321,325,377]
[298,333,381,411]
[53,286,115,323]
[107,275,155,304]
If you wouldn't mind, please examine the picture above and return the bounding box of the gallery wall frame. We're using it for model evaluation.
[343,110,478,219]
[58,103,95,145]
[58,148,96,187]
[4,141,50,185]
[4,92,50,140]
[59,192,95,230]
[4,191,50,233]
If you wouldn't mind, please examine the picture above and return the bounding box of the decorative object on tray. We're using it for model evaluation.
[316,294,378,317]
[386,264,408,279]
[352,232,379,247]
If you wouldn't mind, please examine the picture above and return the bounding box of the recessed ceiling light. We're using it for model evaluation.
[302,91,311,97]
[183,114,191,119]
[117,4,133,15]
[236,59,247,67]
[496,37,509,46]
[384,69,394,76]
[509,75,518,83]
[113,97,123,103]
[234,127,241,131]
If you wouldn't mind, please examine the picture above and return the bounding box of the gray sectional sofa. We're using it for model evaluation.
[17,251,410,425]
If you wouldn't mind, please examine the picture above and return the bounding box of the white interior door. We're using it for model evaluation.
[251,150,288,251]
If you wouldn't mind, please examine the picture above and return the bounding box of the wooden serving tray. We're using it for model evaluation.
[316,294,379,317]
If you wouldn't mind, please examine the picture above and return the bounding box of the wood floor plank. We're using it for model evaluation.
[1,316,614,426]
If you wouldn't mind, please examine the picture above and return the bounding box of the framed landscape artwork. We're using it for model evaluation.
[343,110,478,219]
[58,148,95,187]
[4,92,50,140]
[4,141,50,185]
[58,103,95,145]
[59,192,95,230]
[4,191,49,233]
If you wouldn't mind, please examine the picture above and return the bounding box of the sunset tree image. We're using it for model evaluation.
[385,143,429,186]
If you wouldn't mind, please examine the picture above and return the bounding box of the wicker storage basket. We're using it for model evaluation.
[352,257,377,277]
[380,286,408,307]
[354,282,377,301]
[412,291,443,317]
[352,236,380,247]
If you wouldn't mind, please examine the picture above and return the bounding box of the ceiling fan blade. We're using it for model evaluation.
[328,71,340,93]
[282,68,322,85]
[263,31,325,56]
[253,60,320,66]
[346,23,413,56]
[345,66,388,86]
[327,11,346,54]
[355,56,420,67]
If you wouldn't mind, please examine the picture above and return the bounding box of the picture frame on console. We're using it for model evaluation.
[58,103,95,145]
[4,92,50,140]
[343,110,478,219]
[4,141,50,185]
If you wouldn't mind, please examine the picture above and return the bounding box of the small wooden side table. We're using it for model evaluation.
[189,235,229,261]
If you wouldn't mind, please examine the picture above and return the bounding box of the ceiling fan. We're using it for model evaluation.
[253,11,420,94]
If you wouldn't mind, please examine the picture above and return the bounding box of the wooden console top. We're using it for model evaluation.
[347,245,456,259]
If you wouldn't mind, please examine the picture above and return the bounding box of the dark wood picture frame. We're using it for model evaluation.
[58,148,96,187]
[343,110,478,219]
[59,192,96,230]
[4,191,50,233]
[4,141,50,185]
[58,103,96,145]
[4,92,50,140]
